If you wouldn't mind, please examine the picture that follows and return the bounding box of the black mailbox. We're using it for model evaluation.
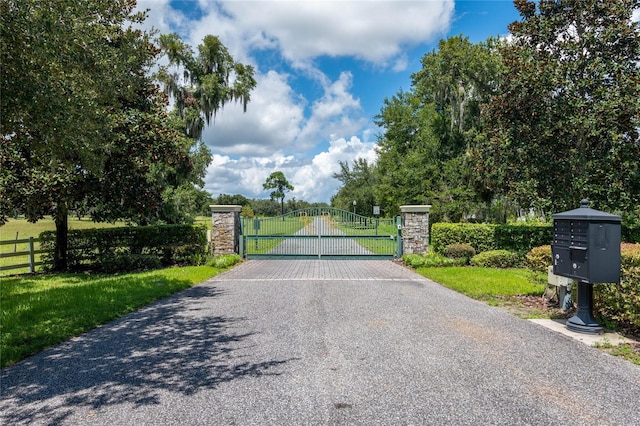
[552,199,621,284]
[551,199,621,334]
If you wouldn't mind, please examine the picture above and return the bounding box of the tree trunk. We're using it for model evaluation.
[54,204,69,271]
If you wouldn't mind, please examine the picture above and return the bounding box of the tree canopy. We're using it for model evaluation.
[474,0,640,218]
[157,33,257,140]
[372,35,503,221]
[331,158,376,215]
[0,1,256,269]
[333,4,639,224]
[263,171,294,215]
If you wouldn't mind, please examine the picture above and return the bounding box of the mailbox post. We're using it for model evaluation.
[552,199,621,334]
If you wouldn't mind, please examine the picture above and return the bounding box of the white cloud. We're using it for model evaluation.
[200,70,304,157]
[135,1,455,204]
[633,9,640,23]
[212,0,454,66]
[204,136,376,202]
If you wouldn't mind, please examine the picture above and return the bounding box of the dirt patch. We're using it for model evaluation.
[492,294,574,320]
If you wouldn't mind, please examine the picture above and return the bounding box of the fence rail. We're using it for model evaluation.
[0,237,48,273]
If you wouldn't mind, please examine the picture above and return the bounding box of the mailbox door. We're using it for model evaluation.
[552,246,571,276]
[569,246,588,282]
[552,219,571,276]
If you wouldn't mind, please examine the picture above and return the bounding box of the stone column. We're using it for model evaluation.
[400,205,432,255]
[210,205,242,255]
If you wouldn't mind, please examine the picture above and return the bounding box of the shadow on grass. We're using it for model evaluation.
[0,284,297,425]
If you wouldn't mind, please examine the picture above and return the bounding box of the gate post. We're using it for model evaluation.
[400,205,432,255]
[210,205,242,255]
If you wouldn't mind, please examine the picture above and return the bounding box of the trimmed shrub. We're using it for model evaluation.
[431,223,496,254]
[622,225,640,243]
[494,224,553,253]
[525,245,552,273]
[444,243,476,259]
[470,250,523,268]
[40,224,207,273]
[594,244,640,335]
[430,222,552,255]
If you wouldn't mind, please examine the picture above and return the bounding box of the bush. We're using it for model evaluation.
[431,223,495,254]
[595,244,640,335]
[494,224,553,253]
[402,252,466,268]
[444,244,476,261]
[622,225,640,243]
[470,250,523,268]
[96,254,162,272]
[525,245,552,273]
[40,224,207,273]
[430,222,552,255]
[208,254,242,269]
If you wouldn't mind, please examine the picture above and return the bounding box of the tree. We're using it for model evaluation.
[372,36,502,221]
[0,0,174,270]
[331,158,377,216]
[263,171,294,215]
[156,33,257,222]
[474,0,640,218]
[214,194,250,206]
[157,33,257,140]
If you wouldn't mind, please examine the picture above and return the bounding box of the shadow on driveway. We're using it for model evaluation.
[1,284,296,425]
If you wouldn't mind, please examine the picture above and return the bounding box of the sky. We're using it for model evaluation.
[132,1,541,203]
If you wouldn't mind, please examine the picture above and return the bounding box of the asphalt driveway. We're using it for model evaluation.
[2,260,639,425]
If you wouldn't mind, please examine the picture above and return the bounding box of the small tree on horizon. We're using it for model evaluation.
[263,171,294,215]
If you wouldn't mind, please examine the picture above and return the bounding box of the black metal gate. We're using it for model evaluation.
[240,207,401,259]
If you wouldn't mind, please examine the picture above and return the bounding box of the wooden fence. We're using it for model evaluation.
[0,237,48,274]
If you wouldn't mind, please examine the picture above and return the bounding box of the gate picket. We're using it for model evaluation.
[241,208,399,259]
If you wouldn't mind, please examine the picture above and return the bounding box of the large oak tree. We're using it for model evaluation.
[474,0,640,218]
[0,1,255,270]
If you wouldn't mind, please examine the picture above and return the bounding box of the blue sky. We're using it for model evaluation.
[136,1,522,202]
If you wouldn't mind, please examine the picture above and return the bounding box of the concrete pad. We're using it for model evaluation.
[529,318,636,346]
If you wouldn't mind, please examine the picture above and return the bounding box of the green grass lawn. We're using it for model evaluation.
[0,264,231,368]
[415,266,544,301]
[242,216,309,254]
[335,220,397,236]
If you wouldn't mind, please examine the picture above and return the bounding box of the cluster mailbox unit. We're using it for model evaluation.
[552,199,621,334]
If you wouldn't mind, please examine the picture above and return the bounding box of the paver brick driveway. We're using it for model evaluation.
[2,260,640,425]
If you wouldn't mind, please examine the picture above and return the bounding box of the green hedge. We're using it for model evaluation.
[431,223,552,255]
[40,224,207,273]
[622,225,640,243]
[594,244,640,335]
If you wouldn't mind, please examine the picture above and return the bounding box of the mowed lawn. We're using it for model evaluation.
[0,263,233,368]
[415,266,544,300]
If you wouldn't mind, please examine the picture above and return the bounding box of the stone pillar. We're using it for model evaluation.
[400,205,431,255]
[210,205,242,255]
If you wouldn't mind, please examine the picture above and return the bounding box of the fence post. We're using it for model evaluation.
[28,236,35,273]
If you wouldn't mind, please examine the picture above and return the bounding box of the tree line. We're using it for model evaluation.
[331,0,640,226]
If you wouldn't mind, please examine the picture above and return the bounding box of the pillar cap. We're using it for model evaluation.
[400,205,431,213]
[210,205,242,212]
